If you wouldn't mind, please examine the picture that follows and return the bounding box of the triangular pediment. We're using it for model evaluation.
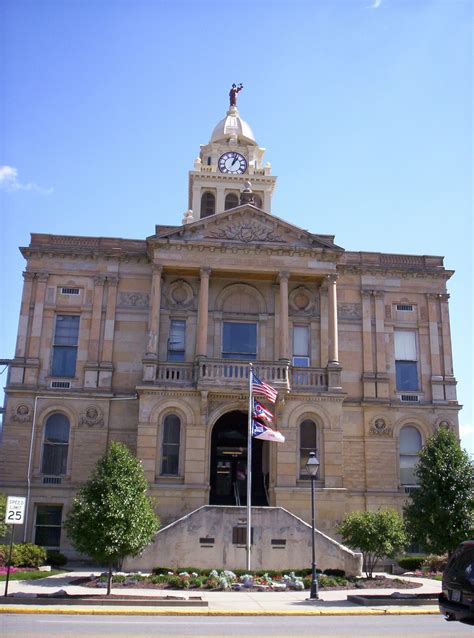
[151,205,343,251]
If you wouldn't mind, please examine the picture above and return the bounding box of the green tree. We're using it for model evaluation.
[404,427,474,556]
[0,493,7,539]
[65,442,160,594]
[336,509,407,578]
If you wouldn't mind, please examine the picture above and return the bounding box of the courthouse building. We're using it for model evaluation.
[0,92,460,560]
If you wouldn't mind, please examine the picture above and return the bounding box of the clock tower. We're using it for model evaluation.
[186,86,277,221]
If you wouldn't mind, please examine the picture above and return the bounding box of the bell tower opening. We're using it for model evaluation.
[209,410,268,506]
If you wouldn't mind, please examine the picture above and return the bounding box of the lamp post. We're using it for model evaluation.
[305,451,320,600]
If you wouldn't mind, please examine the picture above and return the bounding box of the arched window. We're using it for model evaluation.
[299,419,318,479]
[225,193,239,210]
[399,425,422,485]
[254,194,262,208]
[161,414,181,475]
[41,413,70,476]
[201,192,215,218]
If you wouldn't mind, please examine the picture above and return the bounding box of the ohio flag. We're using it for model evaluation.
[252,419,285,443]
[253,399,273,424]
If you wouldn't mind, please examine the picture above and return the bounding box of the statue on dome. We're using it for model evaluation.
[229,83,243,107]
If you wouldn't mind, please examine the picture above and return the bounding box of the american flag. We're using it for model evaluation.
[251,374,278,404]
[253,399,273,423]
[252,419,285,443]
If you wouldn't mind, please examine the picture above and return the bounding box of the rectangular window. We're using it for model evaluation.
[395,330,418,391]
[167,320,186,362]
[293,325,309,367]
[222,322,257,360]
[161,415,181,475]
[35,505,62,548]
[52,315,80,377]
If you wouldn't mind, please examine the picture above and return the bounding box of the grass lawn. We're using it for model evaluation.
[0,569,64,582]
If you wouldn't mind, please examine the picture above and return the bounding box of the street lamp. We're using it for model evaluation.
[305,451,320,600]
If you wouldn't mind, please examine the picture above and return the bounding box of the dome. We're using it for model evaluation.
[210,106,256,145]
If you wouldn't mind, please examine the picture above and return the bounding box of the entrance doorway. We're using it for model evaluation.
[209,410,268,506]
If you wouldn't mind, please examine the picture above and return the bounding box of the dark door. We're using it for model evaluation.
[209,410,267,506]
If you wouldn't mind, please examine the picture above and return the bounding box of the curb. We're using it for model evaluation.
[0,605,441,617]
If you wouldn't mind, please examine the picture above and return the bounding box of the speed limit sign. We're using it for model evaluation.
[5,496,26,525]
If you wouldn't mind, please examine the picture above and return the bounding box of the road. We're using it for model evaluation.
[1,613,473,637]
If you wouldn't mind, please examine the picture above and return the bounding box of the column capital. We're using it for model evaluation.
[106,275,119,287]
[439,293,450,302]
[278,271,290,282]
[426,292,439,300]
[36,272,49,283]
[326,273,338,284]
[93,275,107,286]
[22,271,35,282]
[361,289,372,298]
[200,267,212,278]
[152,264,163,275]
[373,290,384,299]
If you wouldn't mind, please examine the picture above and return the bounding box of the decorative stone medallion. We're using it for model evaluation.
[12,404,32,423]
[289,286,317,315]
[79,406,104,427]
[166,280,195,309]
[207,222,284,243]
[369,418,393,436]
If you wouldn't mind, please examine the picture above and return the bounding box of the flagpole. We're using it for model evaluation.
[246,362,253,571]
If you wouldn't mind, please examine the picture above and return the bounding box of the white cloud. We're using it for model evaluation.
[0,165,53,194]
[366,0,382,8]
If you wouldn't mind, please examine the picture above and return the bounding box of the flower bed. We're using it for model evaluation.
[81,569,421,592]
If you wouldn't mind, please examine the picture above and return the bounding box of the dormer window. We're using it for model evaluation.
[201,192,215,218]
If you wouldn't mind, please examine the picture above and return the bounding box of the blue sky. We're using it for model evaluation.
[1,0,472,454]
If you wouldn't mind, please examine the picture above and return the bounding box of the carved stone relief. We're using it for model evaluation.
[337,303,362,320]
[12,404,32,423]
[289,286,318,315]
[369,418,393,437]
[207,222,284,243]
[79,406,104,427]
[118,292,150,308]
[164,280,195,309]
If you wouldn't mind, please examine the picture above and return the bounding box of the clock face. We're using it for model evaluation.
[218,152,248,175]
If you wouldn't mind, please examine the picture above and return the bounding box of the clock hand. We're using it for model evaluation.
[231,154,240,167]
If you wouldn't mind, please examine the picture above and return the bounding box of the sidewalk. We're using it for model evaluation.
[0,570,442,616]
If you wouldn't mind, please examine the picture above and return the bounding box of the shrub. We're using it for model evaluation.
[0,543,47,568]
[46,550,68,567]
[151,574,169,585]
[323,568,346,577]
[422,554,448,573]
[152,567,175,575]
[397,555,425,571]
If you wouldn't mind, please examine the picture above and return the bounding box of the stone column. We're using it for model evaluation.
[146,265,163,356]
[319,283,328,368]
[87,275,106,363]
[373,291,386,374]
[327,275,339,364]
[439,293,457,401]
[427,293,441,376]
[27,272,48,360]
[195,268,211,358]
[216,187,225,215]
[373,290,389,399]
[101,276,119,364]
[361,289,375,399]
[278,272,290,361]
[15,272,35,358]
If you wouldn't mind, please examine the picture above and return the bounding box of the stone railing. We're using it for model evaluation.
[153,360,330,392]
[196,359,290,391]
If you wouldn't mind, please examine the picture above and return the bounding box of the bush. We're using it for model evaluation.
[323,568,346,578]
[152,567,175,575]
[151,574,169,585]
[422,554,448,573]
[397,555,425,571]
[46,550,68,567]
[0,543,47,568]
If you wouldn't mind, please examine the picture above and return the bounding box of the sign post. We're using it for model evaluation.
[4,496,26,597]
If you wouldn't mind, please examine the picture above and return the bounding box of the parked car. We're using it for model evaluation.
[439,540,474,623]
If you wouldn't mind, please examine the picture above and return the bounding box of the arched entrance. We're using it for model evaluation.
[210,410,268,506]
